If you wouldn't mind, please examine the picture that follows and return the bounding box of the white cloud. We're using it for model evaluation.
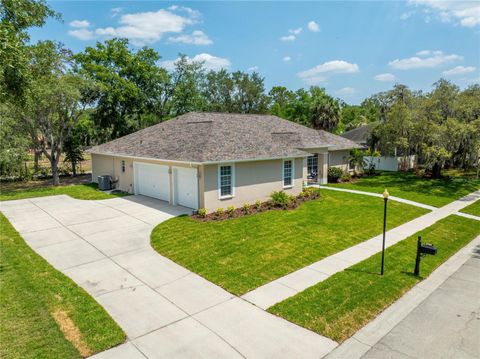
[161,53,231,71]
[442,66,476,76]
[289,27,303,35]
[68,29,95,40]
[283,56,292,62]
[298,60,359,84]
[307,21,320,32]
[110,7,123,17]
[409,0,480,27]
[168,30,212,45]
[336,87,355,95]
[69,20,90,28]
[94,7,200,45]
[280,34,296,42]
[374,73,396,82]
[247,66,258,72]
[389,50,462,70]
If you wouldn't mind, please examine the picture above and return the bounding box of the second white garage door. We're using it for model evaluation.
[173,167,198,209]
[134,162,170,202]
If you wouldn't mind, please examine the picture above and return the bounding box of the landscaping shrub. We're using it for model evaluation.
[215,208,224,217]
[198,208,207,218]
[227,205,235,217]
[270,191,291,208]
[340,172,352,182]
[328,167,343,183]
[242,203,250,214]
[255,200,262,210]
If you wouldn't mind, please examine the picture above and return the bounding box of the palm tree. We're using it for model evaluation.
[309,87,341,131]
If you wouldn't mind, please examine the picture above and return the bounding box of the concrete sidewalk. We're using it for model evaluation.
[1,195,337,359]
[327,236,480,359]
[242,190,480,309]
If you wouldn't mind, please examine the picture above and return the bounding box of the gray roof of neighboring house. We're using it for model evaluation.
[89,112,361,163]
[341,123,376,144]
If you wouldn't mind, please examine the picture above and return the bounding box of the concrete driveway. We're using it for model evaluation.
[1,195,337,358]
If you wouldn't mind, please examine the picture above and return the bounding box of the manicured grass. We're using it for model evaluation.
[0,214,125,358]
[268,215,480,343]
[151,191,428,295]
[460,200,480,217]
[328,171,480,207]
[0,183,128,201]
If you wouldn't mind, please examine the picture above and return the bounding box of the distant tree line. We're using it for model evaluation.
[1,0,479,183]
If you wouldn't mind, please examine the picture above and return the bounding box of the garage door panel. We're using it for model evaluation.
[135,163,170,202]
[174,167,198,209]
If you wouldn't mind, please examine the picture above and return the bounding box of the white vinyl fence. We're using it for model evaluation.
[364,155,416,172]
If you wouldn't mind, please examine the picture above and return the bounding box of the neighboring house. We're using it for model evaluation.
[341,123,416,172]
[89,112,360,211]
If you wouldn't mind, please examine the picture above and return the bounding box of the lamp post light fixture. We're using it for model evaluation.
[381,188,389,275]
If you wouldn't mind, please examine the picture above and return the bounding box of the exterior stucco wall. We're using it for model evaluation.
[91,154,200,200]
[202,157,305,212]
[328,150,351,172]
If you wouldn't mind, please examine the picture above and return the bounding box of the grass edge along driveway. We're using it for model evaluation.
[328,171,480,207]
[151,190,428,295]
[268,215,480,343]
[0,213,125,358]
[460,200,480,217]
[0,183,129,201]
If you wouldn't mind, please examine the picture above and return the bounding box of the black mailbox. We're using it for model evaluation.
[414,236,437,276]
[420,243,437,255]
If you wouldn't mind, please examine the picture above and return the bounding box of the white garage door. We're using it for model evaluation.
[134,163,170,202]
[173,167,198,209]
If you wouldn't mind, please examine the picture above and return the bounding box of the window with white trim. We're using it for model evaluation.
[283,159,293,187]
[219,165,233,198]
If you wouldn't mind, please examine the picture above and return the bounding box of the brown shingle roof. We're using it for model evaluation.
[341,123,377,144]
[89,112,360,163]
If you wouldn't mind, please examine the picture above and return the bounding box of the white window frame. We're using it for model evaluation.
[282,158,294,189]
[218,163,235,199]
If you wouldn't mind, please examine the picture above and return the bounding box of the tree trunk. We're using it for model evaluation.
[51,160,60,186]
[431,163,442,179]
[34,150,41,172]
[71,160,77,177]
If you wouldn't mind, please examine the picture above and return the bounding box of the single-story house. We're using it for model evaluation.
[89,112,360,211]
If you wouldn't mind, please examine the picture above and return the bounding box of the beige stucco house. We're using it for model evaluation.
[89,112,360,212]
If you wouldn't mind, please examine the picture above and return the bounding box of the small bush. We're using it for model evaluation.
[328,167,344,183]
[215,208,224,217]
[340,172,352,182]
[226,205,235,216]
[198,208,207,218]
[255,200,262,210]
[242,203,250,214]
[270,190,291,208]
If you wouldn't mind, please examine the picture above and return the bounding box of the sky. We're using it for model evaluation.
[29,1,480,104]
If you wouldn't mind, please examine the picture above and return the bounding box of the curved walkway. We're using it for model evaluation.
[242,189,480,310]
[0,195,336,359]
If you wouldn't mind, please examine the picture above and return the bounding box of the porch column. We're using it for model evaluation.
[319,152,328,184]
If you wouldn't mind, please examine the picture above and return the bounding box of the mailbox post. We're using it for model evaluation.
[414,236,437,276]
[380,189,389,275]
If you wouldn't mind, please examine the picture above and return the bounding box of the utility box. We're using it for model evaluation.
[98,175,112,191]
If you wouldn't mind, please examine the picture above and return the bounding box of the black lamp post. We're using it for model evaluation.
[381,189,389,275]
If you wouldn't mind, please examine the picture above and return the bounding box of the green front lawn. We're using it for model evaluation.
[0,214,125,358]
[460,200,480,217]
[151,191,428,295]
[0,183,128,201]
[328,171,480,207]
[269,215,480,343]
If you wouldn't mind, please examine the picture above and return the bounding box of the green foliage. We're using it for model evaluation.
[215,207,224,217]
[242,203,250,214]
[340,172,352,182]
[226,205,235,216]
[255,200,262,210]
[270,190,291,208]
[197,208,207,218]
[327,167,344,183]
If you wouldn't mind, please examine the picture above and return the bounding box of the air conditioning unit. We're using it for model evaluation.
[98,175,112,191]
